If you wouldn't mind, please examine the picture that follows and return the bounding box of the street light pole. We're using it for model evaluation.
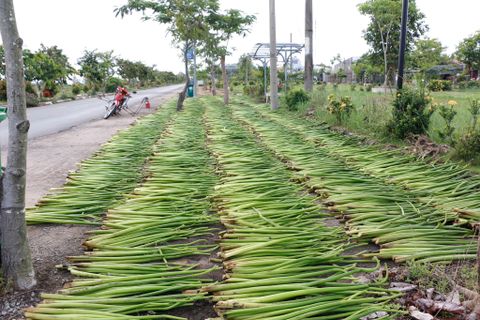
[397,0,409,90]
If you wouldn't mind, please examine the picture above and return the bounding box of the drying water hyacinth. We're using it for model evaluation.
[26,101,220,320]
[26,102,176,225]
[203,97,400,319]
[229,97,477,263]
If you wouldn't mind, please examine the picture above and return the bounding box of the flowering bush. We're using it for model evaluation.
[387,88,435,139]
[327,94,354,124]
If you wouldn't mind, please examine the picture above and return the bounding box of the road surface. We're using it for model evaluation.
[0,84,183,146]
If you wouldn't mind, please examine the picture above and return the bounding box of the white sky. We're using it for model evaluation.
[12,0,480,73]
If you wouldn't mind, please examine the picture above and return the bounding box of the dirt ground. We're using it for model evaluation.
[0,94,175,320]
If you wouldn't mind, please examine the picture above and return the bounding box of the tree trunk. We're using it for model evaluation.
[177,45,189,112]
[221,55,229,105]
[210,62,217,96]
[269,0,279,110]
[304,0,313,92]
[0,0,36,290]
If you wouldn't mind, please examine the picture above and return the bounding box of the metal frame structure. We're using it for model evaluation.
[249,42,304,100]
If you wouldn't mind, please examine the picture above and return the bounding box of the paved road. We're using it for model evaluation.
[0,84,183,146]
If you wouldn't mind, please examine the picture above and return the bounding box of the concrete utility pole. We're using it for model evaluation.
[269,0,279,110]
[397,0,408,90]
[304,0,313,91]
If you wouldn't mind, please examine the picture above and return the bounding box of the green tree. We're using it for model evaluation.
[456,31,480,75]
[116,0,219,111]
[24,45,74,96]
[237,54,254,84]
[207,9,255,104]
[0,0,36,290]
[409,38,448,72]
[77,49,115,91]
[358,0,427,87]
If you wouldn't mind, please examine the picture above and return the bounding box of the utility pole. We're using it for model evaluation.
[397,0,408,90]
[269,0,279,110]
[304,0,313,92]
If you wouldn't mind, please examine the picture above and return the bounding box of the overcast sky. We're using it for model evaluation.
[12,0,480,73]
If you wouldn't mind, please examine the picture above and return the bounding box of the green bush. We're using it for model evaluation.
[366,84,373,92]
[105,77,124,93]
[0,80,6,101]
[71,83,82,95]
[387,88,435,139]
[285,87,310,111]
[26,92,39,107]
[458,80,480,90]
[427,80,452,91]
[453,99,480,161]
[455,130,480,161]
[327,94,354,124]
[25,81,37,95]
[350,84,356,91]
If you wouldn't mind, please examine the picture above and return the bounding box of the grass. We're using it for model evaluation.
[283,83,480,144]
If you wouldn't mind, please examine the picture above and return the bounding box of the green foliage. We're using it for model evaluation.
[458,80,480,90]
[243,82,264,98]
[437,102,457,144]
[285,87,310,111]
[71,83,82,95]
[410,38,448,71]
[387,88,434,139]
[358,0,427,84]
[456,31,480,72]
[427,79,452,91]
[454,99,480,161]
[105,77,124,93]
[78,50,115,88]
[0,79,6,100]
[327,94,354,124]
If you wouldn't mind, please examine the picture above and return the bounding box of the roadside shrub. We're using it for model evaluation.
[71,83,82,95]
[105,77,124,93]
[327,94,354,124]
[437,100,458,145]
[455,131,480,161]
[387,88,434,139]
[243,82,264,98]
[350,84,356,91]
[26,92,39,107]
[25,81,37,95]
[458,80,480,90]
[365,84,373,92]
[285,87,310,111]
[0,80,6,100]
[454,99,480,161]
[427,80,452,92]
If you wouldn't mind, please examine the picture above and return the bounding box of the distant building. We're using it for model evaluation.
[332,57,359,83]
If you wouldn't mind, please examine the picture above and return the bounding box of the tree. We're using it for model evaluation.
[116,0,218,111]
[237,54,254,84]
[25,45,74,96]
[456,31,480,76]
[77,49,115,91]
[0,0,36,290]
[358,0,427,87]
[409,38,448,72]
[203,9,255,105]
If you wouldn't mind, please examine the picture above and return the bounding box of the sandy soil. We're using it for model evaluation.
[0,94,175,320]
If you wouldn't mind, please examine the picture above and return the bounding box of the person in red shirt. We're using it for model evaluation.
[114,86,130,108]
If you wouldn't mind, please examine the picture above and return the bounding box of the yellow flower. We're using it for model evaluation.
[447,100,458,106]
